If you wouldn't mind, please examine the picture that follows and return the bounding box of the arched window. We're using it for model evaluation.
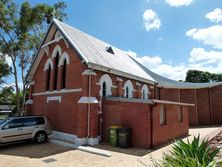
[102,82,106,96]
[142,90,145,99]
[61,59,67,89]
[124,80,133,98]
[126,87,129,98]
[99,74,112,97]
[53,53,59,90]
[44,58,53,91]
[46,65,51,91]
[59,52,70,89]
[141,84,149,99]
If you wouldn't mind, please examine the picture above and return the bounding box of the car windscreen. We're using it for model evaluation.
[0,119,8,125]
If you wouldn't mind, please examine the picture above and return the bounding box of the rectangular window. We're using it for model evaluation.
[178,106,183,123]
[160,105,166,125]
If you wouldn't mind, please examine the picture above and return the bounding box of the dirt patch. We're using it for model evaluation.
[209,131,222,160]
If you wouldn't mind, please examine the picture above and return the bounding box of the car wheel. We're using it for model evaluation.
[34,131,47,143]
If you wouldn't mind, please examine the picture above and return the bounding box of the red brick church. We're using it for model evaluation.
[25,19,222,148]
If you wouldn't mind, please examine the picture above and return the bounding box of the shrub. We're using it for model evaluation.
[155,136,219,167]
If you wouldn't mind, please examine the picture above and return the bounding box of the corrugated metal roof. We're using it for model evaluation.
[133,59,222,89]
[54,19,156,83]
[0,105,11,110]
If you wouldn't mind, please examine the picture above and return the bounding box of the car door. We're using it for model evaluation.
[21,117,37,139]
[1,118,25,143]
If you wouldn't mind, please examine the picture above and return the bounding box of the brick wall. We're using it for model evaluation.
[29,33,89,137]
[211,85,222,125]
[196,88,211,125]
[159,88,180,102]
[33,40,86,93]
[102,99,189,148]
[180,89,197,126]
[102,99,152,148]
[152,104,189,147]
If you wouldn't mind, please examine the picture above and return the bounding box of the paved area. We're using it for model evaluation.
[0,126,220,167]
[0,141,141,167]
[137,126,221,166]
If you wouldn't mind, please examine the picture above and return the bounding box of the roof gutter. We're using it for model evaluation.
[87,62,157,85]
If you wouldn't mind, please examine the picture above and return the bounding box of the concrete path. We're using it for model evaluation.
[137,126,221,167]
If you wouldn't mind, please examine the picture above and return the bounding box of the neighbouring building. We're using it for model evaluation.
[0,105,12,117]
[25,19,221,148]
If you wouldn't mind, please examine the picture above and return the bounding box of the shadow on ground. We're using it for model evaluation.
[93,142,152,157]
[0,141,72,158]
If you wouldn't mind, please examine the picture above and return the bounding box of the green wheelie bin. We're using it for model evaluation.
[109,126,121,147]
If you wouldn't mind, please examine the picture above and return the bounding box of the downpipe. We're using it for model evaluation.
[87,72,92,140]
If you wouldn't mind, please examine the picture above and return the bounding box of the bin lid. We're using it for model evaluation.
[110,125,121,129]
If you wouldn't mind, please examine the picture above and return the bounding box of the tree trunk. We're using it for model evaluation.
[11,56,20,116]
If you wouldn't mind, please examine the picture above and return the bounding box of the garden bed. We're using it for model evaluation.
[209,131,222,161]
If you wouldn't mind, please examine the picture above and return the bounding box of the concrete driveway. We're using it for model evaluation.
[0,141,145,167]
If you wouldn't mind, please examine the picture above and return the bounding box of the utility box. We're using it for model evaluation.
[118,127,131,148]
[109,126,121,147]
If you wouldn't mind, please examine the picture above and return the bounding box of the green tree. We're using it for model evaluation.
[0,55,10,85]
[0,86,14,104]
[0,0,67,114]
[185,70,222,83]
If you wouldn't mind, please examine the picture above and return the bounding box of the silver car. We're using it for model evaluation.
[0,116,52,144]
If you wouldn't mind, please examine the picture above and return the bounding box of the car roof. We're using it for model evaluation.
[9,115,45,119]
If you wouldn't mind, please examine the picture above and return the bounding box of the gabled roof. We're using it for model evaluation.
[53,19,156,83]
[27,19,156,83]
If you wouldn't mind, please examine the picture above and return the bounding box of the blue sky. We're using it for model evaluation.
[6,0,222,87]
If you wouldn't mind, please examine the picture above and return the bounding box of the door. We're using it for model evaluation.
[21,117,37,139]
[1,118,26,143]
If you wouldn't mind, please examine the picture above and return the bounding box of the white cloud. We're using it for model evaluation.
[205,8,222,23]
[186,25,222,49]
[189,48,222,64]
[143,9,161,31]
[127,48,222,81]
[127,50,188,80]
[128,50,162,68]
[0,53,12,67]
[165,0,193,7]
[5,55,12,67]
